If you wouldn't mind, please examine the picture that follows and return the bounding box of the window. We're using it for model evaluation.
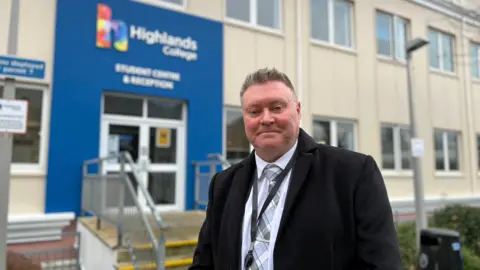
[380,125,411,171]
[312,118,356,151]
[311,0,353,48]
[103,93,184,120]
[375,11,408,60]
[0,85,46,166]
[471,42,480,78]
[428,29,455,72]
[434,130,460,172]
[225,0,281,30]
[225,108,251,164]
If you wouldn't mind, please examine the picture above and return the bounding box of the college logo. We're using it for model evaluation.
[96,3,128,52]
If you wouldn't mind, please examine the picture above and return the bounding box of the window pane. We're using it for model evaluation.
[336,122,355,151]
[312,120,330,145]
[471,45,479,78]
[108,124,140,162]
[381,127,395,169]
[149,127,177,164]
[394,17,407,60]
[148,172,176,205]
[257,0,280,29]
[160,0,183,5]
[226,109,250,164]
[434,131,445,170]
[311,0,329,41]
[400,128,411,170]
[447,132,459,171]
[147,98,183,120]
[442,34,454,72]
[376,12,392,57]
[429,31,440,69]
[12,89,43,163]
[334,1,352,47]
[104,94,143,116]
[226,0,250,22]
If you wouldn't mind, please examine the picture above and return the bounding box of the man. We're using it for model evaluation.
[189,68,403,270]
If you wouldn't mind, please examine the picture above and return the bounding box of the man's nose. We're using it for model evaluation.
[260,109,274,124]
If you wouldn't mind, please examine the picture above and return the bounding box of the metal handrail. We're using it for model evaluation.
[122,153,168,269]
[82,151,167,270]
[207,153,232,168]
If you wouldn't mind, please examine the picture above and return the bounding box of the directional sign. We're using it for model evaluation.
[0,55,46,80]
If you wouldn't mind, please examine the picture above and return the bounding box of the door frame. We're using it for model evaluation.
[99,114,186,212]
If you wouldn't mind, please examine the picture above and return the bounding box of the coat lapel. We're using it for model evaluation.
[277,129,317,237]
[219,152,256,269]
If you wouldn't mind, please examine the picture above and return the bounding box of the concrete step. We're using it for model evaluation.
[79,210,205,269]
[117,239,197,264]
[116,254,193,270]
[79,210,205,248]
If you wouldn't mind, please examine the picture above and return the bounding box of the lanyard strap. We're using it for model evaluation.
[244,154,296,269]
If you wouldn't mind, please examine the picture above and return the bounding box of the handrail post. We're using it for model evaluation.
[156,232,166,270]
[194,163,200,210]
[117,153,126,248]
[97,160,105,230]
[81,163,87,217]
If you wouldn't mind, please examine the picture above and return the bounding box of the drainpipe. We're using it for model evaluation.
[296,0,303,127]
[459,4,477,193]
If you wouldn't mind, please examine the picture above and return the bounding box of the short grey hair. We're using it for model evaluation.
[240,67,297,101]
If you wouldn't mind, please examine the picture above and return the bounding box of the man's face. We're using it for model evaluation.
[242,81,301,153]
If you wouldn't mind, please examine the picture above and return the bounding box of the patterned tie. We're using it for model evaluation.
[249,164,283,270]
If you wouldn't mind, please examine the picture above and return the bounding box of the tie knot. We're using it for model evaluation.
[263,164,282,181]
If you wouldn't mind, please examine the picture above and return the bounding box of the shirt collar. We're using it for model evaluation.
[254,139,298,178]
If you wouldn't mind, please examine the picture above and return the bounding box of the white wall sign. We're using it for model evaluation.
[0,98,28,134]
[114,63,181,90]
[411,138,425,158]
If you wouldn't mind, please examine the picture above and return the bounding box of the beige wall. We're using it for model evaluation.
[6,0,480,214]
[1,0,57,214]
[215,0,480,199]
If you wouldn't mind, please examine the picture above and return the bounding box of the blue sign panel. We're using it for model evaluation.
[47,0,223,214]
[0,55,46,80]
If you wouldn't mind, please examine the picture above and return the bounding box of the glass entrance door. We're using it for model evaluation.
[145,125,184,211]
[100,118,184,211]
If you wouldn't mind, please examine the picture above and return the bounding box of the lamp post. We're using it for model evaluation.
[406,37,429,249]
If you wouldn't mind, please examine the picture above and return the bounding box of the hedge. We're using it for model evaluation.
[396,204,480,269]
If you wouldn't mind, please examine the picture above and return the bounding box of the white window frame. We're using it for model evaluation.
[380,124,412,175]
[434,129,461,174]
[223,107,253,164]
[312,117,357,151]
[310,0,355,49]
[0,81,51,175]
[375,10,409,62]
[224,0,283,34]
[471,41,480,79]
[132,0,187,10]
[428,28,455,73]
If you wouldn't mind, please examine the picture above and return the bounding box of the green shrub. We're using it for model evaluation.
[462,247,480,270]
[395,204,480,270]
[431,204,480,255]
[396,222,417,270]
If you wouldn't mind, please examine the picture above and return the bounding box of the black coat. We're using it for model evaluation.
[189,129,403,270]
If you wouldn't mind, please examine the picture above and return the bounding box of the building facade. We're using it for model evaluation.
[2,0,480,221]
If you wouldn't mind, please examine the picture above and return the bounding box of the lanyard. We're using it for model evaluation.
[244,154,296,269]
